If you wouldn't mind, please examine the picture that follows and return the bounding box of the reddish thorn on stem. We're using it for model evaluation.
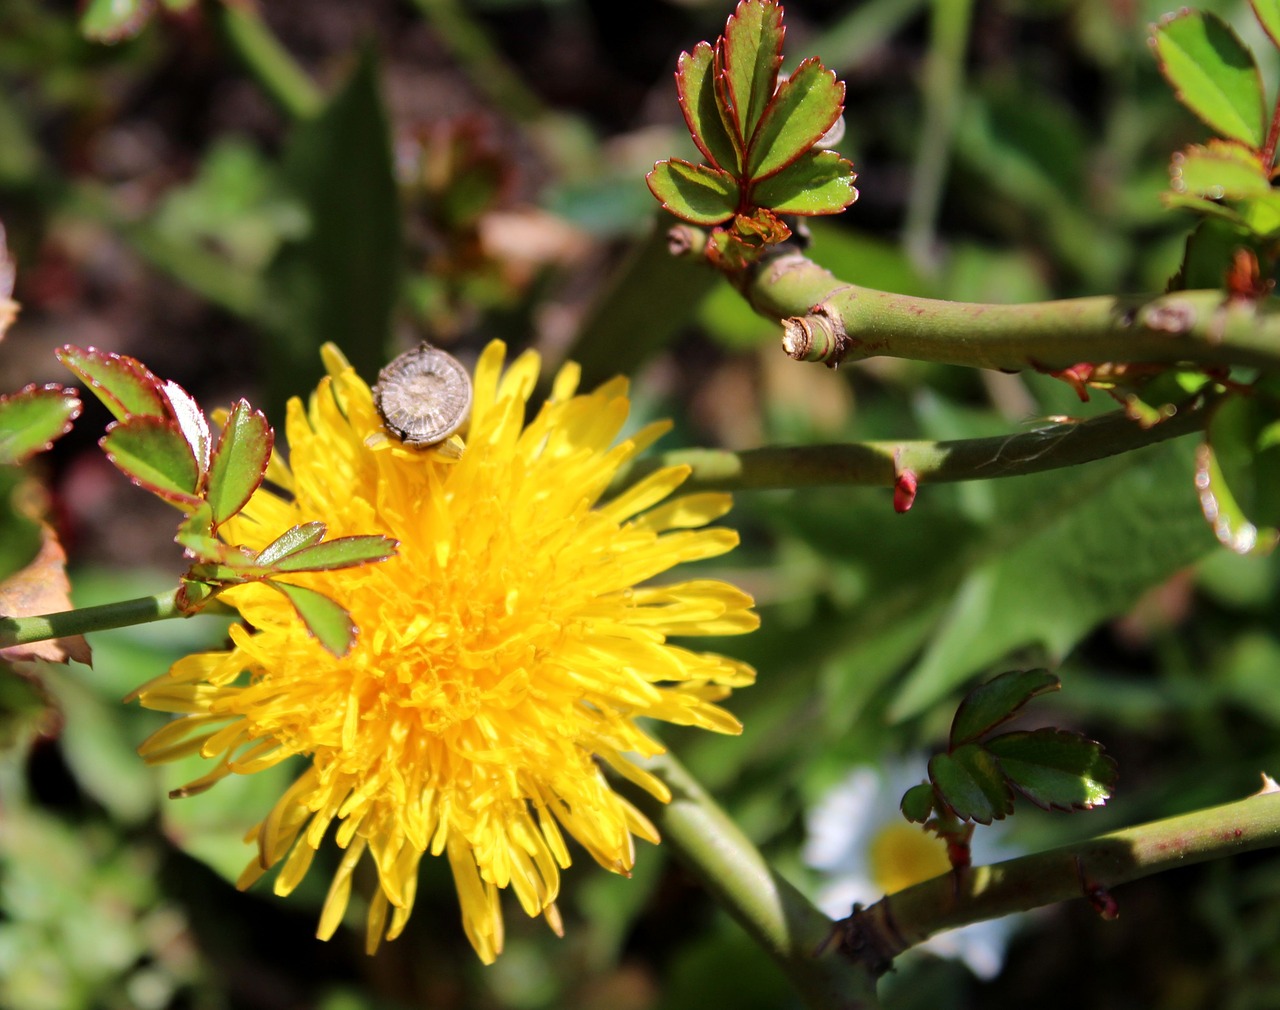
[893,467,918,513]
[1075,856,1120,921]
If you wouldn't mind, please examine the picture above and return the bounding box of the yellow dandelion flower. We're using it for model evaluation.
[130,341,758,961]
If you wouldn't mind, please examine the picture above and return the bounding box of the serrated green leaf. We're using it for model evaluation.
[647,159,740,225]
[56,345,169,423]
[1200,398,1280,553]
[1239,190,1280,235]
[1251,0,1280,50]
[900,782,935,824]
[100,417,202,507]
[1153,11,1265,147]
[721,0,785,145]
[950,669,1060,747]
[987,729,1117,811]
[267,534,397,573]
[267,580,357,657]
[676,41,741,174]
[928,744,1013,824]
[0,385,81,465]
[749,150,857,215]
[1170,142,1271,199]
[746,57,844,181]
[79,0,154,42]
[206,399,272,528]
[256,521,327,566]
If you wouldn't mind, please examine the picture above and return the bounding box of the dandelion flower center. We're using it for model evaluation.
[131,340,758,961]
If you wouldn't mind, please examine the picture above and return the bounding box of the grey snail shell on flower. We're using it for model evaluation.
[373,343,472,446]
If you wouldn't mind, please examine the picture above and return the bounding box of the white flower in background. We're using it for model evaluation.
[803,763,1021,980]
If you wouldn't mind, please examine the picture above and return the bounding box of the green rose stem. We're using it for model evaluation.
[732,248,1280,372]
[848,779,1280,973]
[613,395,1210,495]
[0,591,211,649]
[633,751,880,1010]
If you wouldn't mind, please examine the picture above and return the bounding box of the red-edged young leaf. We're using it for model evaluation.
[987,729,1117,812]
[1254,0,1280,50]
[268,534,398,573]
[267,580,357,657]
[745,57,844,181]
[749,149,858,215]
[676,41,741,174]
[56,346,169,423]
[900,782,935,824]
[256,521,327,566]
[1152,10,1266,148]
[100,416,202,508]
[950,669,1060,747]
[206,399,273,529]
[1169,140,1271,199]
[647,159,740,225]
[928,743,1014,824]
[720,0,785,146]
[160,380,211,474]
[0,385,82,465]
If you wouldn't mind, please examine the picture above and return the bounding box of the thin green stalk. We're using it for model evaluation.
[612,397,1208,494]
[634,751,879,1010]
[847,781,1280,972]
[210,3,323,121]
[904,0,973,268]
[740,250,1280,372]
[407,0,545,123]
[0,591,193,648]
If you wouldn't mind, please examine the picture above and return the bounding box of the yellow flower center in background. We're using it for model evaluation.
[867,822,952,895]
[130,340,758,961]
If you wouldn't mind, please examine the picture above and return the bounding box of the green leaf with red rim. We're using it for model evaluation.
[986,729,1116,812]
[100,416,202,508]
[928,744,1014,824]
[206,399,273,529]
[950,668,1060,747]
[750,150,858,215]
[720,0,785,147]
[1170,141,1271,200]
[646,160,740,225]
[1152,11,1266,148]
[256,522,328,566]
[0,385,81,465]
[266,581,357,657]
[57,346,169,423]
[676,41,741,174]
[1251,0,1280,51]
[267,535,398,573]
[745,57,844,181]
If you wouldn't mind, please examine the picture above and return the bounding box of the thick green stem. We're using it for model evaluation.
[739,250,1280,372]
[613,396,1208,494]
[210,3,323,121]
[635,751,879,1010]
[845,780,1280,972]
[0,592,192,647]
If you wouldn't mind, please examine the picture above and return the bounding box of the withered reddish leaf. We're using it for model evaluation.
[0,521,91,666]
[56,345,169,423]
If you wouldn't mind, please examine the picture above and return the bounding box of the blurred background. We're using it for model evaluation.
[2,1,1280,1007]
